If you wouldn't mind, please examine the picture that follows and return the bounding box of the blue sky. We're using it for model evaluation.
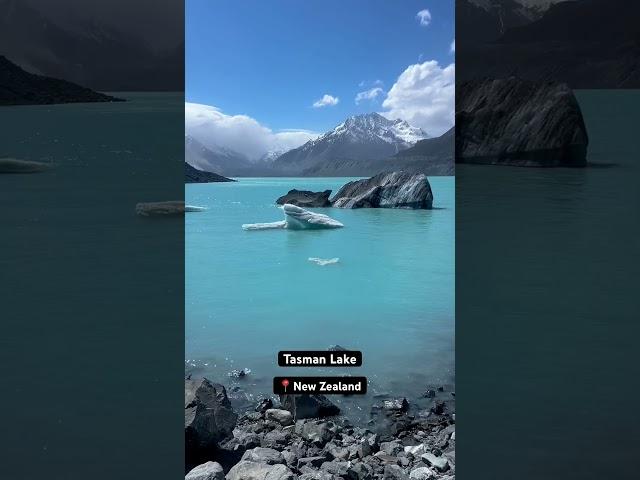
[187,0,454,133]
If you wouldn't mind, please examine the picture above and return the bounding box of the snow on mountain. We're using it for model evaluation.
[323,112,428,147]
[272,113,428,175]
[184,134,251,176]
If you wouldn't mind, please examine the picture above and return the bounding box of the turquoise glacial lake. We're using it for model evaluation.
[186,177,455,419]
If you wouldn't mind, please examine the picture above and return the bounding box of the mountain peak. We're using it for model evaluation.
[273,113,429,174]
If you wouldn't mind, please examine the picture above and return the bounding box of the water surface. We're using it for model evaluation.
[186,177,455,420]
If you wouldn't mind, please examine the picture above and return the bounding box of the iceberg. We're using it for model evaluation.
[136,201,206,216]
[185,205,207,212]
[308,257,340,266]
[242,203,344,231]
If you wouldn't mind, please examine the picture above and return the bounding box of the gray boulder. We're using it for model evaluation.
[265,408,294,426]
[456,77,588,167]
[241,447,285,465]
[295,420,337,447]
[420,453,449,473]
[185,461,225,480]
[380,441,403,456]
[298,473,336,480]
[408,467,435,480]
[276,189,332,207]
[225,461,294,480]
[384,465,409,480]
[185,379,237,467]
[280,394,340,420]
[331,172,433,209]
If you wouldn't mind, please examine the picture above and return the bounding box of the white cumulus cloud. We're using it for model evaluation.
[416,9,431,27]
[185,102,318,161]
[450,39,455,54]
[312,94,340,108]
[355,87,384,104]
[381,60,455,137]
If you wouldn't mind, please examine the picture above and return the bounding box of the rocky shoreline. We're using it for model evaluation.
[186,378,455,480]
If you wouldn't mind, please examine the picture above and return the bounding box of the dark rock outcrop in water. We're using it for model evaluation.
[185,162,235,183]
[185,379,238,470]
[331,172,433,209]
[0,157,50,173]
[276,190,332,208]
[0,56,124,106]
[456,78,588,167]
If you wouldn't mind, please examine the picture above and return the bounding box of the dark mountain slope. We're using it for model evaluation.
[0,56,123,105]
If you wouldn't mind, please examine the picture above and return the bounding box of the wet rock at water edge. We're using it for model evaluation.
[456,77,589,167]
[331,171,433,209]
[228,367,251,379]
[276,189,332,208]
[280,394,340,420]
[185,378,237,469]
[255,398,274,413]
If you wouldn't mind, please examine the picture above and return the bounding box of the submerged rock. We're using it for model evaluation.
[327,345,348,352]
[242,204,343,231]
[276,189,332,207]
[0,157,50,173]
[331,172,433,209]
[456,77,588,167]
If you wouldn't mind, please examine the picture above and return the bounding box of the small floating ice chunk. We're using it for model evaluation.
[185,205,207,212]
[136,201,206,216]
[242,220,287,231]
[0,157,50,173]
[243,203,343,231]
[308,257,340,266]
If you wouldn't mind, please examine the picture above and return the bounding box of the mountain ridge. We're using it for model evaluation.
[272,112,428,175]
[0,55,124,105]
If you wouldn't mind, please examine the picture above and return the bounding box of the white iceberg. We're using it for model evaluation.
[308,257,340,266]
[242,204,344,231]
[185,205,207,212]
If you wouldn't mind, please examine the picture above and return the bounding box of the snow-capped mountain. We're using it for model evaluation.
[185,135,252,176]
[273,113,428,175]
[259,150,285,163]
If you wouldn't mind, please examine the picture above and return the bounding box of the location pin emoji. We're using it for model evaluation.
[281,378,289,393]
